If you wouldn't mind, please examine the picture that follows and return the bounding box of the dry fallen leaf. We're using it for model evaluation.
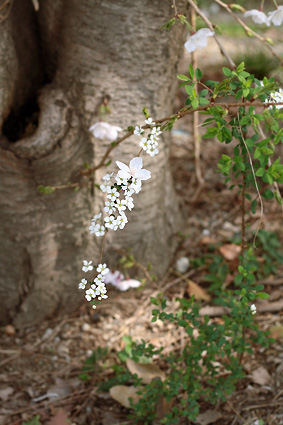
[109,385,141,408]
[195,409,222,425]
[5,325,15,336]
[126,358,166,384]
[200,236,217,245]
[269,325,283,339]
[251,366,271,386]
[187,279,211,302]
[0,387,14,401]
[46,408,70,425]
[219,244,241,261]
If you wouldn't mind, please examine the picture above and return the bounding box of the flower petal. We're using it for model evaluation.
[129,157,143,171]
[136,169,151,180]
[116,161,130,172]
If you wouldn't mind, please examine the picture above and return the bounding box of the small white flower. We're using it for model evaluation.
[96,282,107,295]
[89,223,99,234]
[106,187,120,201]
[139,137,150,150]
[123,185,135,196]
[251,304,257,315]
[82,260,93,272]
[184,28,214,53]
[104,201,116,214]
[122,196,134,211]
[85,288,96,301]
[145,117,155,125]
[115,199,126,211]
[115,176,128,186]
[91,213,102,222]
[268,6,283,26]
[97,263,109,275]
[151,126,162,136]
[104,215,117,229]
[116,212,128,229]
[244,10,270,25]
[89,122,122,141]
[100,184,110,193]
[95,225,105,237]
[79,278,87,289]
[134,126,144,136]
[130,178,142,193]
[116,157,151,181]
[146,147,159,157]
[94,274,104,284]
[102,172,114,181]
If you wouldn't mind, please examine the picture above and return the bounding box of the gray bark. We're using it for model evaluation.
[0,0,187,325]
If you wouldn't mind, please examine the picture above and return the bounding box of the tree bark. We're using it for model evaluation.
[0,0,187,325]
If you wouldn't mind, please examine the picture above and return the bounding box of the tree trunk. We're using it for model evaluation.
[0,0,187,325]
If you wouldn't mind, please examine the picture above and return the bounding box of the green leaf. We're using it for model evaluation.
[189,64,194,79]
[191,98,199,109]
[177,74,190,81]
[203,127,218,138]
[200,89,208,97]
[199,97,210,105]
[262,188,274,200]
[240,115,251,126]
[185,85,194,96]
[255,168,265,177]
[251,199,257,214]
[24,416,42,425]
[222,67,232,77]
[257,292,270,300]
[195,68,203,82]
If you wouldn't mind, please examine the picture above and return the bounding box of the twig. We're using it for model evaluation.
[214,0,283,66]
[191,7,204,186]
[187,0,236,68]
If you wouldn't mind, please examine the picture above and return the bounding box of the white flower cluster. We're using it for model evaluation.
[250,304,256,315]
[134,117,161,157]
[244,6,283,27]
[265,87,283,110]
[89,157,151,237]
[79,262,109,308]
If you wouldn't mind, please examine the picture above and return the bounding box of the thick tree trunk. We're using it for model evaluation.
[0,0,187,325]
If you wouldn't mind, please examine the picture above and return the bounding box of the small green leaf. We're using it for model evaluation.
[189,64,194,79]
[222,67,232,77]
[195,68,203,82]
[177,74,190,81]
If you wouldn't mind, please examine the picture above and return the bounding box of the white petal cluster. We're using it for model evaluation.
[88,157,150,239]
[243,10,270,26]
[250,304,256,315]
[265,88,283,109]
[79,263,109,309]
[244,6,283,27]
[134,117,161,157]
[89,122,122,141]
[184,28,214,53]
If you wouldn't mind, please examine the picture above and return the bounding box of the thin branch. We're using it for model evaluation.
[214,0,283,66]
[187,0,236,68]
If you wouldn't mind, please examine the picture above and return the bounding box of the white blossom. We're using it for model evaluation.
[244,10,270,25]
[82,260,93,272]
[139,137,150,150]
[85,288,96,301]
[116,212,128,229]
[145,117,155,125]
[106,187,120,201]
[104,215,118,229]
[251,304,257,315]
[100,184,110,193]
[268,6,283,26]
[97,263,109,275]
[116,157,151,181]
[184,28,214,53]
[91,213,102,222]
[102,172,114,181]
[122,196,134,211]
[89,223,99,234]
[79,278,87,289]
[134,126,144,136]
[265,88,283,109]
[130,178,142,193]
[95,224,105,237]
[89,122,122,141]
[104,201,116,214]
